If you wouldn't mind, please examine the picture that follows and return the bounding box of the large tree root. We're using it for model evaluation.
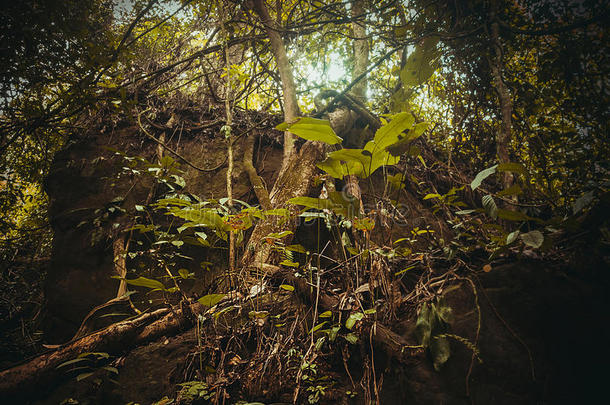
[0,301,204,399]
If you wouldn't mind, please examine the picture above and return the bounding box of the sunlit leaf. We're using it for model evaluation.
[116,276,165,290]
[345,312,364,330]
[276,117,342,144]
[471,165,498,190]
[198,293,226,307]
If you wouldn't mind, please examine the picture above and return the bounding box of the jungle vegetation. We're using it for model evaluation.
[0,0,608,403]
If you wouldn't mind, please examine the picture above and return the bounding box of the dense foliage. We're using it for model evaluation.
[0,0,608,403]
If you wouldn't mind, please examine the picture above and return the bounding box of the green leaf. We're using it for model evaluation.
[167,207,226,231]
[310,321,327,334]
[279,260,299,268]
[423,193,441,200]
[400,38,440,87]
[276,117,342,144]
[316,155,346,179]
[371,112,415,151]
[76,372,94,382]
[288,196,335,210]
[416,303,432,347]
[506,230,520,244]
[319,311,332,318]
[482,195,498,220]
[471,165,498,191]
[280,284,295,291]
[395,265,415,276]
[198,294,226,307]
[249,310,269,319]
[520,230,544,248]
[345,333,358,344]
[573,191,594,214]
[345,312,364,330]
[178,268,190,279]
[102,366,119,374]
[57,357,89,368]
[119,276,165,290]
[286,244,307,253]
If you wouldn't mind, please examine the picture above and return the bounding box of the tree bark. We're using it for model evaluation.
[241,0,325,271]
[241,140,325,270]
[251,0,300,174]
[243,132,272,211]
[345,0,369,217]
[0,302,204,399]
[350,0,369,104]
[489,6,515,191]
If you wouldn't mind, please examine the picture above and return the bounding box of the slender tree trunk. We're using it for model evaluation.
[351,0,369,104]
[251,0,300,175]
[243,133,272,211]
[489,4,514,190]
[241,0,325,271]
[113,235,128,298]
[345,0,369,216]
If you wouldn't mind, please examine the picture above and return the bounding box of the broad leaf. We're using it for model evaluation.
[482,195,498,219]
[471,165,498,190]
[520,230,544,248]
[345,312,364,330]
[120,276,165,290]
[288,196,335,210]
[198,293,226,307]
[276,117,342,144]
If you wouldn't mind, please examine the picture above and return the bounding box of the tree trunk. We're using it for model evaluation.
[241,0,326,271]
[241,140,325,270]
[0,302,204,399]
[489,5,514,191]
[251,0,300,174]
[344,0,370,217]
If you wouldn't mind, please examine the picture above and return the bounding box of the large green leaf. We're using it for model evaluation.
[520,230,544,248]
[471,165,498,190]
[345,312,364,330]
[326,148,371,178]
[369,112,414,152]
[288,196,335,210]
[119,276,165,290]
[198,293,226,307]
[400,38,440,87]
[482,194,498,219]
[168,207,226,231]
[316,155,345,179]
[276,117,342,144]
